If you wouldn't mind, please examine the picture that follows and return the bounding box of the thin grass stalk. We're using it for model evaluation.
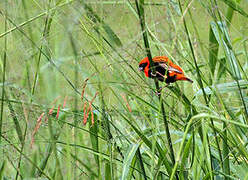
[69,32,79,179]
[0,1,7,144]
[208,14,225,173]
[188,9,207,61]
[135,0,177,178]
[243,40,248,80]
[96,2,115,176]
[137,148,147,180]
[31,19,48,99]
[100,91,112,177]
[21,0,33,91]
[225,6,234,28]
[235,80,248,119]
[222,122,230,179]
[31,0,55,99]
[15,111,28,180]
[211,0,232,177]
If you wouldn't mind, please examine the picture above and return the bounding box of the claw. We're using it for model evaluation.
[157,84,169,95]
[156,92,161,96]
[155,87,162,96]
[155,91,161,96]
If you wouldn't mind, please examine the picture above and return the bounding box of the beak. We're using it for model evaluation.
[139,67,143,71]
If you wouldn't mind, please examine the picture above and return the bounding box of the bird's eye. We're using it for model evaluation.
[141,63,148,68]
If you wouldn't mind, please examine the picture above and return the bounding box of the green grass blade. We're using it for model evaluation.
[225,0,238,28]
[5,93,24,145]
[0,160,5,179]
[105,160,112,180]
[102,24,122,47]
[222,122,230,178]
[127,154,137,179]
[89,113,99,176]
[195,80,248,96]
[82,3,122,47]
[209,23,219,81]
[170,115,194,180]
[211,20,242,80]
[136,148,147,180]
[179,134,193,179]
[121,143,139,180]
[0,6,7,144]
[220,0,248,18]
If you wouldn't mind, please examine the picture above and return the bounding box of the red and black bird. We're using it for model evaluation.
[139,56,193,84]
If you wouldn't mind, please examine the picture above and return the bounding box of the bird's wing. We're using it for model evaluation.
[158,62,183,74]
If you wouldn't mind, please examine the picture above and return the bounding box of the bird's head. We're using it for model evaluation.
[139,57,150,77]
[139,57,150,72]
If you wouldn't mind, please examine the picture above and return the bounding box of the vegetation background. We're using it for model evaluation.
[0,0,248,179]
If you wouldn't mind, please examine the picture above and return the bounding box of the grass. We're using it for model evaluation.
[0,0,248,179]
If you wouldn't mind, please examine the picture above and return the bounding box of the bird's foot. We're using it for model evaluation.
[156,89,161,96]
[156,84,169,95]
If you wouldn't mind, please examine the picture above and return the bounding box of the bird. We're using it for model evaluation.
[139,56,193,84]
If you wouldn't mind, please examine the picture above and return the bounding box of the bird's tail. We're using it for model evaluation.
[181,77,193,83]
